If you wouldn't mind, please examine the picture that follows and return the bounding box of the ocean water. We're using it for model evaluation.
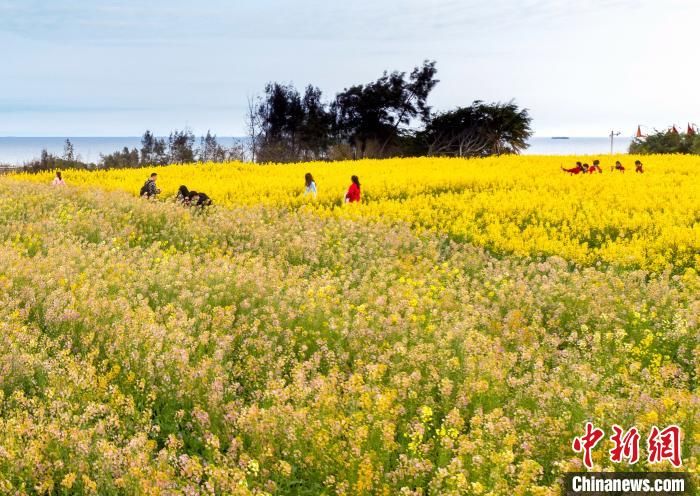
[523,137,633,156]
[0,136,634,166]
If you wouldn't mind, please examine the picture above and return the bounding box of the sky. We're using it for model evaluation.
[1,0,699,137]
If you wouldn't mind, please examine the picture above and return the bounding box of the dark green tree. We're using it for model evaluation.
[153,137,168,165]
[254,82,331,162]
[199,130,227,162]
[141,130,155,164]
[100,147,140,169]
[168,129,196,164]
[419,101,532,157]
[628,129,699,154]
[333,60,439,158]
[63,139,75,162]
[299,85,334,160]
[24,148,92,171]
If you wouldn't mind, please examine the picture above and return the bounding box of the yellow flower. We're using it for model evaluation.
[60,472,77,489]
[419,405,433,423]
[644,410,659,424]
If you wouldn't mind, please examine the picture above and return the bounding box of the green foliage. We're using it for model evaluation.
[251,61,442,161]
[22,148,94,172]
[140,130,169,166]
[254,83,334,163]
[250,60,532,162]
[417,101,533,157]
[629,130,700,154]
[333,60,439,158]
[168,129,196,164]
[100,147,140,169]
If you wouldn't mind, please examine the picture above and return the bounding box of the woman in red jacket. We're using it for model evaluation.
[345,175,361,203]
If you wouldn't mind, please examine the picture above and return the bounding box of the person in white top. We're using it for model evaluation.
[51,171,66,186]
[304,173,317,198]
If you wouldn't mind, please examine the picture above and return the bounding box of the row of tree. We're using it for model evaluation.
[21,60,534,170]
[135,130,244,166]
[23,131,245,171]
[247,60,533,162]
[629,129,700,154]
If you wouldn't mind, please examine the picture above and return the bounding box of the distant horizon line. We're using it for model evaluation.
[0,135,635,139]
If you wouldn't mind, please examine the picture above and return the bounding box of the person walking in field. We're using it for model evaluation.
[140,173,161,198]
[345,175,361,203]
[51,171,66,186]
[613,161,625,173]
[304,173,317,198]
[635,160,644,173]
[589,159,603,174]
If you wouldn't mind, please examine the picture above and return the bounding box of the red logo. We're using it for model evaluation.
[609,425,640,464]
[647,425,682,467]
[573,423,683,469]
[573,422,605,469]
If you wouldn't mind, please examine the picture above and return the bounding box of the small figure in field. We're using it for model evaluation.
[613,161,625,173]
[562,161,584,174]
[140,173,161,198]
[188,190,212,207]
[589,159,603,173]
[581,163,590,173]
[51,171,66,186]
[635,160,644,173]
[305,173,317,198]
[176,185,191,204]
[345,175,361,203]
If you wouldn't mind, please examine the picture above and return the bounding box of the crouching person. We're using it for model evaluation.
[189,191,212,208]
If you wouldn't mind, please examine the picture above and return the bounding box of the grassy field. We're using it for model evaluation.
[1,156,698,494]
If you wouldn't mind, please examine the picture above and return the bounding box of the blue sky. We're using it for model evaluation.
[1,0,698,137]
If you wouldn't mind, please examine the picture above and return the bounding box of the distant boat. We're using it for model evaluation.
[551,136,570,140]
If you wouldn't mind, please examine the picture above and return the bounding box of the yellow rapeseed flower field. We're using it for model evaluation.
[16,155,700,271]
[2,156,698,494]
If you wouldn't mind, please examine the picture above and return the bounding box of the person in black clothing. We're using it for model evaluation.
[140,173,161,198]
[188,190,212,207]
[176,185,191,204]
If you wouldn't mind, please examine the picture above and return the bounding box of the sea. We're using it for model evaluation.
[0,136,634,167]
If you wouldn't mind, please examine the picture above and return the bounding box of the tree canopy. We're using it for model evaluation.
[629,129,700,154]
[249,61,532,162]
[418,101,533,157]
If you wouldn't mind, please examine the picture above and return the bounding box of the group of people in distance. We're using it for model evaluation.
[49,169,363,206]
[561,159,645,175]
[137,171,363,205]
[139,173,211,207]
[305,173,362,203]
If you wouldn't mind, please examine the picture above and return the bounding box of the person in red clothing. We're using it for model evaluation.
[635,160,644,173]
[589,159,603,174]
[345,175,361,203]
[561,162,584,174]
